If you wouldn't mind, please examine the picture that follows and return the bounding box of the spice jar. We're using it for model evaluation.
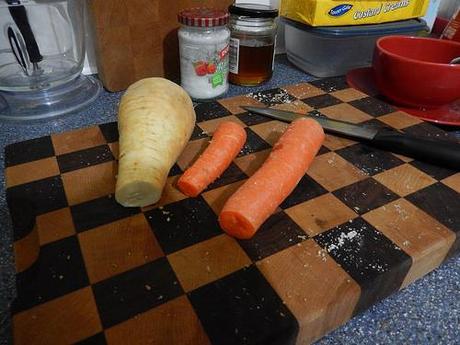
[228,4,278,86]
[178,8,230,101]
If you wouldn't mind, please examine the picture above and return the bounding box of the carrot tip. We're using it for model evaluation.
[177,178,200,198]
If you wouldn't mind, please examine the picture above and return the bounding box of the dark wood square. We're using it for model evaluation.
[278,174,328,209]
[5,136,55,167]
[7,175,67,216]
[349,97,395,117]
[409,160,457,181]
[194,101,232,122]
[403,122,459,143]
[204,163,247,192]
[407,183,460,233]
[249,88,297,106]
[333,178,399,215]
[12,236,89,314]
[92,257,183,328]
[145,197,222,254]
[309,76,349,92]
[337,143,404,176]
[238,128,272,157]
[301,94,342,109]
[168,163,182,177]
[318,146,331,155]
[314,217,412,315]
[238,211,308,261]
[99,122,119,143]
[70,195,140,232]
[190,125,210,141]
[57,145,114,174]
[189,265,299,345]
[237,111,272,126]
[7,197,36,241]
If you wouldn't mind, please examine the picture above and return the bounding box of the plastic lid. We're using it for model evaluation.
[282,17,428,37]
[178,8,229,27]
[228,3,279,18]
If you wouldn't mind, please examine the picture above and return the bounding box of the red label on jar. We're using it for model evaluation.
[219,45,229,60]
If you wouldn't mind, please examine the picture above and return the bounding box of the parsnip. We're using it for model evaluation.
[115,78,196,207]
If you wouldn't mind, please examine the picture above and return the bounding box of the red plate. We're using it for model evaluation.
[346,67,460,126]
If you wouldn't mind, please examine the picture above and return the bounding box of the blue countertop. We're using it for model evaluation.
[0,55,459,344]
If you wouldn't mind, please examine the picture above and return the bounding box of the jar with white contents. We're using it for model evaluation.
[178,8,230,101]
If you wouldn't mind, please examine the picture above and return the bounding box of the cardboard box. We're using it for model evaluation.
[280,0,430,26]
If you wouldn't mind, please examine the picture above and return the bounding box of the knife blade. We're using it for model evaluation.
[242,106,460,170]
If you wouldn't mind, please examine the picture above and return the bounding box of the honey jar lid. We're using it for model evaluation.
[178,8,230,27]
[228,3,279,18]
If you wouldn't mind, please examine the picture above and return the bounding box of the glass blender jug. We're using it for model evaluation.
[0,0,101,120]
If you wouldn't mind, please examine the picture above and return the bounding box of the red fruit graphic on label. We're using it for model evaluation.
[207,63,217,74]
[194,61,208,76]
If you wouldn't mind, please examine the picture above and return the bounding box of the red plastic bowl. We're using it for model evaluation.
[373,36,460,108]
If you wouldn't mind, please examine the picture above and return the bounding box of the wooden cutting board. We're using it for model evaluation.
[6,77,460,344]
[88,0,233,92]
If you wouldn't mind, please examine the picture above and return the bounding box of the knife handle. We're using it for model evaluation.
[371,130,460,170]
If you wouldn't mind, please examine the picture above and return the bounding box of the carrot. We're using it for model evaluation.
[219,118,325,239]
[177,121,247,197]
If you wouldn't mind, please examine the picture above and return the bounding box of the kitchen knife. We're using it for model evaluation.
[242,106,460,170]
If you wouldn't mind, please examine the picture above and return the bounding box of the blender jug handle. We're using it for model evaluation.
[7,0,43,63]
[7,26,28,74]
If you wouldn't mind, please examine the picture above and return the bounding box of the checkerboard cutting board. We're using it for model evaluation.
[6,77,460,345]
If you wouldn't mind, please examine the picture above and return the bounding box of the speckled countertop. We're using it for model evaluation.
[0,55,459,344]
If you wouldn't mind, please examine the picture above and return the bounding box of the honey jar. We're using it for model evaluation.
[228,4,279,86]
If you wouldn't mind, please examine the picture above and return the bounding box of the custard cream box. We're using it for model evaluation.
[280,0,430,26]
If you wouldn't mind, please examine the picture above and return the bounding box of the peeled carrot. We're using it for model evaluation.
[219,118,325,239]
[177,121,247,197]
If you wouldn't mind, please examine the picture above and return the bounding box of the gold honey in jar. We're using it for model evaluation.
[228,4,278,86]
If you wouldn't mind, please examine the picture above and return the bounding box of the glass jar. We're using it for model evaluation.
[178,8,230,101]
[228,4,278,86]
[0,0,85,92]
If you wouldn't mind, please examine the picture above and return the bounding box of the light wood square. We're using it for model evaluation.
[330,88,367,102]
[105,296,210,345]
[282,83,325,99]
[62,161,117,206]
[141,175,188,212]
[374,164,436,197]
[320,103,373,124]
[202,180,247,215]
[5,157,60,188]
[37,208,76,245]
[323,134,357,151]
[234,149,271,176]
[198,115,246,136]
[78,214,163,284]
[307,152,368,191]
[258,239,360,345]
[285,194,357,236]
[168,234,251,292]
[176,138,209,171]
[218,94,264,114]
[271,100,314,114]
[363,199,456,288]
[51,127,106,156]
[250,120,288,146]
[442,173,460,193]
[13,287,102,344]
[378,111,422,130]
[108,142,119,160]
